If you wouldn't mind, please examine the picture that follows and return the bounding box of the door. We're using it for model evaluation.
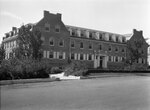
[99,56,103,68]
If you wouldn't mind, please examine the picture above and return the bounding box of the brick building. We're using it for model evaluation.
[2,10,149,69]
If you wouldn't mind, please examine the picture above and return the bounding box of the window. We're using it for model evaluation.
[49,51,54,58]
[122,48,125,53]
[89,32,92,38]
[142,59,144,64]
[71,53,75,60]
[80,42,84,49]
[81,32,84,37]
[115,47,118,52]
[99,33,103,40]
[122,37,126,43]
[109,35,112,41]
[89,43,92,49]
[122,57,125,62]
[72,30,76,36]
[141,50,144,54]
[59,52,63,59]
[108,45,112,51]
[45,23,50,31]
[80,54,84,60]
[136,59,139,63]
[88,54,92,60]
[49,38,54,46]
[55,25,60,33]
[71,40,75,48]
[109,56,112,62]
[115,56,119,62]
[116,36,119,42]
[59,39,64,47]
[99,44,102,50]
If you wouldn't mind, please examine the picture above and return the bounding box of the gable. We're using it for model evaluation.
[128,29,149,48]
[35,11,69,33]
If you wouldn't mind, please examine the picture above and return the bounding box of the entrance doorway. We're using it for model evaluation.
[99,56,103,68]
[94,55,107,69]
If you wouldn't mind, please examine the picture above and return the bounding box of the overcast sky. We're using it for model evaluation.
[0,0,150,44]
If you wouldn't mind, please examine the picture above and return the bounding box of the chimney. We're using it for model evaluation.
[57,13,61,20]
[44,10,50,17]
[12,27,17,35]
[3,37,5,40]
[5,33,9,38]
[133,29,137,34]
[140,30,143,35]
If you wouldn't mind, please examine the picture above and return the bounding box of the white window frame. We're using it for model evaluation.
[45,23,50,32]
[59,39,64,47]
[55,25,60,33]
[49,37,54,46]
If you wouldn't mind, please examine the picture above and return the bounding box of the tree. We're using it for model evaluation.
[14,24,42,60]
[0,44,5,64]
[124,41,144,71]
[126,41,142,65]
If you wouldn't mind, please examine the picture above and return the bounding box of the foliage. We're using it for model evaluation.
[14,25,42,60]
[64,61,88,76]
[0,58,51,80]
[124,41,148,71]
[126,42,142,65]
[124,63,148,71]
[50,67,62,74]
[0,44,5,64]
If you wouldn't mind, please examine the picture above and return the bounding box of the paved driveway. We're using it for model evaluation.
[1,76,150,110]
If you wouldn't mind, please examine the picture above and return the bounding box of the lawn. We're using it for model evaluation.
[1,76,150,110]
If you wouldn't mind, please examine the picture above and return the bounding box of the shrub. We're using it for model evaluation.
[124,63,148,71]
[0,58,50,80]
[64,61,88,76]
[50,67,62,74]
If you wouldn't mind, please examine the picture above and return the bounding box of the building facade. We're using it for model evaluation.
[2,10,149,69]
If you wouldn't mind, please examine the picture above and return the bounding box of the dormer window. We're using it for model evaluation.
[116,36,119,42]
[55,25,60,33]
[122,37,126,43]
[89,32,92,38]
[72,30,76,36]
[109,35,112,41]
[81,32,84,37]
[45,23,50,32]
[99,33,103,40]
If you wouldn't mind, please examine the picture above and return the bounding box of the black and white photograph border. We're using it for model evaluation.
[0,0,150,110]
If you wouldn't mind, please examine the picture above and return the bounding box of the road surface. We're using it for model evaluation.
[1,76,150,110]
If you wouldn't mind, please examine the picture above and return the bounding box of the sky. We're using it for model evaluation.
[0,0,150,44]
